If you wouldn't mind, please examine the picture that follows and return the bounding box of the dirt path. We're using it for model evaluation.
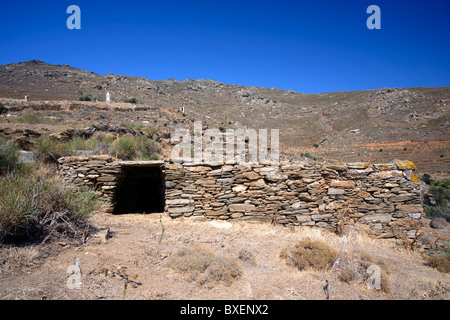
[0,213,449,300]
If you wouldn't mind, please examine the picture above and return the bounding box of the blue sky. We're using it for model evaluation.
[0,0,449,93]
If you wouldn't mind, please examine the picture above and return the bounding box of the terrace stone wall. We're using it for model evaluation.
[58,156,425,239]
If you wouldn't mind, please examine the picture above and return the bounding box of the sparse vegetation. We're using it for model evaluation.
[33,132,160,162]
[169,244,242,286]
[301,153,317,161]
[422,174,450,221]
[119,121,158,135]
[0,140,100,243]
[76,91,102,102]
[168,244,216,281]
[110,135,159,160]
[0,137,21,174]
[14,113,44,124]
[427,253,450,273]
[35,137,72,162]
[335,252,392,293]
[313,138,328,148]
[0,102,7,115]
[202,257,242,286]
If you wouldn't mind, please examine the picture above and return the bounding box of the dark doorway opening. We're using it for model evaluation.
[113,165,165,214]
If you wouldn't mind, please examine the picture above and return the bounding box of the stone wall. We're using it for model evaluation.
[58,156,425,238]
[58,155,123,212]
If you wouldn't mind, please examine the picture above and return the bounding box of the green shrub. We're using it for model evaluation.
[76,91,102,102]
[423,176,450,221]
[35,137,71,162]
[421,173,433,185]
[313,143,319,148]
[301,153,317,161]
[14,114,44,124]
[110,135,136,159]
[111,135,159,160]
[67,136,98,152]
[93,132,115,153]
[124,98,138,104]
[0,137,20,174]
[0,170,100,243]
[76,91,93,101]
[0,173,43,241]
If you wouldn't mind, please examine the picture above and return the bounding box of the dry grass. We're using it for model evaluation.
[280,239,339,271]
[201,257,242,287]
[168,244,215,281]
[0,245,41,273]
[335,252,392,293]
[168,243,242,286]
[1,214,449,300]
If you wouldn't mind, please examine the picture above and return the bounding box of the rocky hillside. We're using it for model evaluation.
[0,60,448,177]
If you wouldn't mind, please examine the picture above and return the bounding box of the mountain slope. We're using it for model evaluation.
[0,60,448,177]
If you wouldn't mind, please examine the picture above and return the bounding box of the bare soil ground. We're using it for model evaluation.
[0,213,449,300]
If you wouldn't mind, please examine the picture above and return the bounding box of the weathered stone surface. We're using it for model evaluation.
[357,191,371,198]
[251,179,266,187]
[232,185,247,192]
[295,215,312,223]
[395,204,423,214]
[166,199,193,205]
[361,214,392,222]
[328,188,345,195]
[236,171,260,180]
[346,162,370,169]
[298,193,317,202]
[168,207,191,215]
[311,214,333,221]
[330,180,355,188]
[229,203,256,212]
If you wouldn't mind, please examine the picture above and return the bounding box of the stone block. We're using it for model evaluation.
[229,203,256,212]
[311,213,333,221]
[166,199,193,205]
[361,214,392,222]
[295,215,312,223]
[328,188,345,195]
[330,180,355,188]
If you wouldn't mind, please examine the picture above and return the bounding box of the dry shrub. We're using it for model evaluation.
[426,254,450,273]
[202,257,242,286]
[0,170,100,244]
[238,249,256,266]
[169,244,243,286]
[336,252,392,293]
[337,259,360,283]
[280,239,339,271]
[0,246,41,273]
[168,244,216,281]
